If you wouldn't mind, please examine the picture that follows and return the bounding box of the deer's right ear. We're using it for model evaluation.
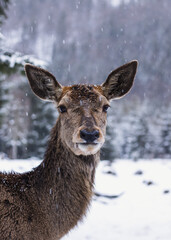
[25,64,63,101]
[101,60,138,100]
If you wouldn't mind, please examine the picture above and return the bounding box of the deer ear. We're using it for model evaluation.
[25,64,63,101]
[101,60,138,100]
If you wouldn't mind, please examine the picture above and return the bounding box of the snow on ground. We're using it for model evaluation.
[0,157,171,240]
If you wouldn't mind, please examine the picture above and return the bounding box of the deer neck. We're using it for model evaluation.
[41,119,100,181]
[33,119,100,238]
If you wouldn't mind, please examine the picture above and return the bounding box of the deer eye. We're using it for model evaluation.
[103,104,110,112]
[58,105,67,113]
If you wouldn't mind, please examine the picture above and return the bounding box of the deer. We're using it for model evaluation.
[0,60,138,240]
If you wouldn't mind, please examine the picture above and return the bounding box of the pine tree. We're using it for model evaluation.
[158,111,171,158]
[26,92,56,159]
[0,0,10,24]
[101,125,116,161]
[122,114,152,159]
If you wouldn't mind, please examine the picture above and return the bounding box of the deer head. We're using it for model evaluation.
[25,60,137,156]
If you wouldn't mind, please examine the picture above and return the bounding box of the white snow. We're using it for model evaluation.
[0,157,171,240]
[0,49,46,68]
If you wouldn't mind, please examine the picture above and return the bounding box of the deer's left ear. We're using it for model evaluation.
[25,64,63,102]
[101,60,138,100]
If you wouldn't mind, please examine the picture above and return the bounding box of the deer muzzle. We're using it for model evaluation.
[80,129,100,143]
[72,127,104,155]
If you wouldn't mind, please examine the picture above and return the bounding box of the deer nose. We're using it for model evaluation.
[80,129,100,143]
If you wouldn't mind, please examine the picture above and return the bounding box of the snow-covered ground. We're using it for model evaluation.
[0,157,171,240]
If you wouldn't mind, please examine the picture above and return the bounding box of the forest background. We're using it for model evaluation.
[0,0,171,160]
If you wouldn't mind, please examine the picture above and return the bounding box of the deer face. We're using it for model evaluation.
[56,85,109,155]
[25,60,137,156]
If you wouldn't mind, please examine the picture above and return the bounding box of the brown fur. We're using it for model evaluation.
[0,121,98,240]
[0,60,138,240]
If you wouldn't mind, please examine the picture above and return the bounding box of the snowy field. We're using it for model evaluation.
[0,157,171,240]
